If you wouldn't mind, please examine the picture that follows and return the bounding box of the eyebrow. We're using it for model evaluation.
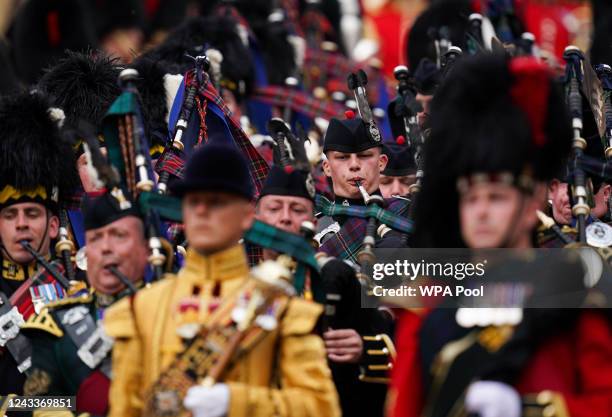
[331,152,349,158]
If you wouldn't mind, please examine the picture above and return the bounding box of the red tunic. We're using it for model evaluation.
[389,310,612,417]
[516,311,612,417]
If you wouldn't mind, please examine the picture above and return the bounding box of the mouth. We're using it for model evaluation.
[16,238,33,247]
[348,178,364,187]
[473,228,495,235]
[103,262,120,272]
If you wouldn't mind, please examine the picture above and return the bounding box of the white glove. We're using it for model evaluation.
[465,381,521,417]
[183,383,230,417]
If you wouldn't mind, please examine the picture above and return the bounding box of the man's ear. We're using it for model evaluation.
[241,201,256,231]
[548,179,559,199]
[322,158,332,177]
[378,153,388,173]
[533,183,548,206]
[48,215,60,240]
[603,184,611,200]
[526,184,548,230]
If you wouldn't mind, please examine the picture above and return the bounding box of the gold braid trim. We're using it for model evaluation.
[0,185,47,204]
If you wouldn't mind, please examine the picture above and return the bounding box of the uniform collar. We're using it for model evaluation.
[183,244,249,282]
[95,282,143,308]
[2,258,40,281]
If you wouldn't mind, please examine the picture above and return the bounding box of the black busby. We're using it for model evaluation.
[170,141,254,200]
[382,141,417,177]
[0,40,20,95]
[130,56,177,155]
[405,0,472,70]
[323,116,382,154]
[412,53,572,247]
[0,91,79,211]
[414,58,442,95]
[37,51,121,133]
[234,1,297,86]
[89,0,145,41]
[143,16,254,100]
[11,0,98,84]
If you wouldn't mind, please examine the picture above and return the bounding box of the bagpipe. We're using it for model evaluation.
[153,50,269,201]
[535,46,612,249]
[314,70,413,262]
[252,116,322,301]
[74,67,178,284]
[563,46,590,243]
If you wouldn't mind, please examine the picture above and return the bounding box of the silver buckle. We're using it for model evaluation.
[17,357,32,373]
[77,325,114,369]
[61,305,89,325]
[314,222,341,246]
[0,307,25,347]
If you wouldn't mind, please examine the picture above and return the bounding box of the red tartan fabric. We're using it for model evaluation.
[252,86,345,120]
[304,48,374,86]
[281,0,303,36]
[156,70,269,196]
[156,149,184,178]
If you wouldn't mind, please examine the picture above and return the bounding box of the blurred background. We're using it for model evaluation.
[0,0,603,86]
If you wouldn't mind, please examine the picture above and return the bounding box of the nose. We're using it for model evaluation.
[348,154,360,172]
[473,196,490,221]
[278,205,293,228]
[99,233,113,255]
[192,201,209,217]
[390,179,403,197]
[15,211,29,231]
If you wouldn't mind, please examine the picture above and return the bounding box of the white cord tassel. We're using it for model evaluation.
[163,74,184,125]
[83,143,104,190]
[48,107,66,128]
[205,48,224,88]
[288,35,306,70]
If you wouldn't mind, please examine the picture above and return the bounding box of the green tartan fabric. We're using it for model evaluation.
[138,192,182,222]
[244,220,324,302]
[315,195,413,233]
[103,91,138,183]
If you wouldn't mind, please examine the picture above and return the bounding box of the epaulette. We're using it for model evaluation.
[21,308,64,337]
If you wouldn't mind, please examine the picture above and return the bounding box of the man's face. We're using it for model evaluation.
[85,216,149,295]
[416,92,433,130]
[592,184,610,219]
[256,195,314,234]
[183,191,255,254]
[322,148,388,199]
[0,202,58,264]
[548,180,572,225]
[379,174,416,198]
[460,182,538,249]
